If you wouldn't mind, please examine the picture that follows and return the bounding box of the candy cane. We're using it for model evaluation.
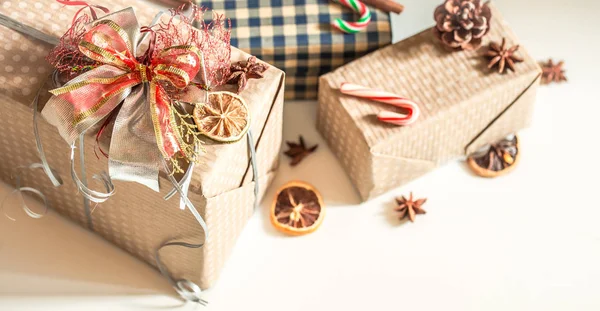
[340,82,420,126]
[331,0,372,34]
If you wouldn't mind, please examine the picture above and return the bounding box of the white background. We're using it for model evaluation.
[1,0,600,310]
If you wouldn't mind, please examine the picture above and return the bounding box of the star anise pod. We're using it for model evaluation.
[284,136,318,166]
[540,59,567,84]
[227,56,268,93]
[485,38,523,74]
[395,192,427,222]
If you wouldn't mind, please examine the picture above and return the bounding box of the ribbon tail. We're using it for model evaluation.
[164,145,198,210]
[155,158,208,304]
[1,72,66,221]
[70,133,115,204]
[247,130,260,210]
[149,82,182,160]
[34,72,64,187]
[178,161,195,210]
[1,164,51,221]
[109,85,161,192]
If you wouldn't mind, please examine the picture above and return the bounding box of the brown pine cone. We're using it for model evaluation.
[433,0,492,50]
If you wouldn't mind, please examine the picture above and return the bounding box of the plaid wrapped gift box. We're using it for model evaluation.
[199,0,392,100]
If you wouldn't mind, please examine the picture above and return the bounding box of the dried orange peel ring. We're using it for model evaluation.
[193,91,250,143]
[467,135,520,178]
[270,181,325,236]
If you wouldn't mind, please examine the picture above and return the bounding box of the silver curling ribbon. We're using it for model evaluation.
[1,165,50,221]
[247,130,260,210]
[33,73,64,188]
[163,142,198,210]
[156,158,209,305]
[70,134,116,204]
[156,129,260,304]
[1,72,65,220]
[0,13,59,46]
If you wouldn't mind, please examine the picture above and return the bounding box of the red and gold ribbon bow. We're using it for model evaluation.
[49,18,202,159]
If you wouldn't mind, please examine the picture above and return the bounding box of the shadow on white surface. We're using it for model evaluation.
[0,182,176,298]
[271,101,363,206]
[257,101,365,236]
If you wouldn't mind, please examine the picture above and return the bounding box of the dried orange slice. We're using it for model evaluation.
[270,181,325,236]
[193,91,250,143]
[467,134,520,178]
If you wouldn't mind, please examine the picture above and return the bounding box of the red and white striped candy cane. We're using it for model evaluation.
[340,82,420,126]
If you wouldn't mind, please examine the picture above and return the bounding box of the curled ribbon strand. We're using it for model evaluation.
[0,73,63,221]
[56,0,110,24]
[1,165,50,221]
[70,134,116,205]
[157,131,260,305]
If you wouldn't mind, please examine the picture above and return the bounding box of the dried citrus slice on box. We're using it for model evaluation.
[193,91,250,143]
[270,181,325,236]
[467,134,520,178]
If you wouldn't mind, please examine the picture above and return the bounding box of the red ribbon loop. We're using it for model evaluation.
[50,18,203,159]
[56,0,110,23]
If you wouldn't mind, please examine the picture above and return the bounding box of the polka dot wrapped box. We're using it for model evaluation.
[0,0,285,292]
[317,3,542,201]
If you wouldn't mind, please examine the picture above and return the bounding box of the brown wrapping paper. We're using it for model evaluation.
[317,3,541,201]
[0,0,284,289]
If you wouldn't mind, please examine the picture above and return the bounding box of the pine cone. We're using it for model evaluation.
[433,0,492,50]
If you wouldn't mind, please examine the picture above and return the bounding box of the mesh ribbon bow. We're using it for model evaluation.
[43,9,203,191]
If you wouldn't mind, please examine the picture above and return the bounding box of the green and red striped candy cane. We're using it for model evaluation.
[331,0,372,34]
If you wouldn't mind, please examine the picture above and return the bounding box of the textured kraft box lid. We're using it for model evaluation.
[0,0,284,289]
[317,3,541,201]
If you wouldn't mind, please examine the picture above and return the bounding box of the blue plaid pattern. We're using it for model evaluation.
[200,0,391,100]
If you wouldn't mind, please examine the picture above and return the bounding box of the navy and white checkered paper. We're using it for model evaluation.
[200,0,391,100]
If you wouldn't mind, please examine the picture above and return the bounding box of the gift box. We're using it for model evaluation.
[199,0,392,100]
[0,0,284,290]
[317,3,542,201]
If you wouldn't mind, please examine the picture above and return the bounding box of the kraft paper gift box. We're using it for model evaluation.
[197,0,392,100]
[317,3,542,201]
[0,0,284,290]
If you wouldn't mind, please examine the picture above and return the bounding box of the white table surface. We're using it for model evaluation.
[1,0,599,310]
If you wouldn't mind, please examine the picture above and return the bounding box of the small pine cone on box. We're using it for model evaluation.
[433,0,492,50]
